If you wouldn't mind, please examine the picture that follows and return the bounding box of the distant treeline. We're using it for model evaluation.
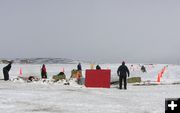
[0,58,78,64]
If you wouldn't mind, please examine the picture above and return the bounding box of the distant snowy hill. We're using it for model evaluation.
[0,58,79,64]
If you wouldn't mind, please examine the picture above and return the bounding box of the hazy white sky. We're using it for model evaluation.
[0,0,180,63]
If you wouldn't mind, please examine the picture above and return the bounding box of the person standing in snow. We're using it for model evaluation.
[117,61,130,89]
[96,65,101,70]
[141,65,146,73]
[3,61,13,81]
[77,63,82,85]
[41,64,47,79]
[77,63,82,71]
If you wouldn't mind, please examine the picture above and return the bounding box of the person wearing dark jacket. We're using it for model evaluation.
[77,63,82,84]
[3,61,12,81]
[41,64,47,79]
[96,65,101,70]
[141,65,146,73]
[77,63,82,71]
[117,61,130,89]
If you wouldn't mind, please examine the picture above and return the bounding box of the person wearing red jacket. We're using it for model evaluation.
[41,64,47,79]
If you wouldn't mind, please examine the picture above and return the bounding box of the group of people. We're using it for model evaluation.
[2,62,48,81]
[2,61,130,90]
[76,62,130,90]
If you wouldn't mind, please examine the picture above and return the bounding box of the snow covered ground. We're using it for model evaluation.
[0,63,180,113]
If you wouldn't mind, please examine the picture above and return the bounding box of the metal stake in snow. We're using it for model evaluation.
[61,68,65,72]
[19,68,22,76]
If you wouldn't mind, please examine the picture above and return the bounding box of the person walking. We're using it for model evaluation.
[41,64,47,79]
[117,61,130,89]
[3,61,13,81]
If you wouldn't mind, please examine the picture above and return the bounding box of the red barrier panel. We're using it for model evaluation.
[157,66,167,83]
[85,69,111,88]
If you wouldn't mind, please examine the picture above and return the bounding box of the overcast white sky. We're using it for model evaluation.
[0,0,180,63]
